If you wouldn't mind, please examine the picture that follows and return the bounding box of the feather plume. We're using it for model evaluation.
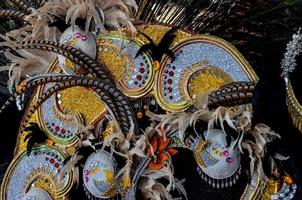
[58,0,137,32]
[139,178,172,200]
[23,123,48,156]
[208,106,237,133]
[240,123,281,179]
[60,154,84,185]
[146,110,193,142]
[174,179,188,200]
[6,0,138,41]
[0,36,56,92]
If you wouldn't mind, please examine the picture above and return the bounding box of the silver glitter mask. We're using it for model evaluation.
[193,129,241,188]
[83,150,118,199]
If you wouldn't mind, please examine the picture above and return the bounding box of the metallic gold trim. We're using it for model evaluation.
[286,79,302,133]
[36,61,80,147]
[155,35,258,112]
[240,177,265,200]
[0,145,73,200]
[96,33,155,98]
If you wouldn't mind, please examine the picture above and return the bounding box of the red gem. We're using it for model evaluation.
[55,126,60,132]
[139,68,145,73]
[167,87,172,93]
[169,71,174,77]
[50,158,55,164]
[226,157,233,163]
[58,169,61,173]
[167,79,172,84]
[54,163,59,168]
[61,129,66,134]
[137,75,142,81]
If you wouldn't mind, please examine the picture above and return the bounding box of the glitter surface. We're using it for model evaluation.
[188,67,233,99]
[156,37,256,111]
[83,150,117,198]
[97,34,154,97]
[39,83,83,145]
[37,81,106,145]
[3,146,71,200]
[59,86,106,124]
[135,24,192,47]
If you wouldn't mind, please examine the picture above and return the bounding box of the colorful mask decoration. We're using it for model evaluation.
[58,26,97,74]
[193,129,241,188]
[82,150,118,199]
[0,1,298,200]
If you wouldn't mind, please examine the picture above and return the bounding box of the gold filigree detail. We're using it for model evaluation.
[286,80,302,133]
[24,167,62,198]
[193,140,218,168]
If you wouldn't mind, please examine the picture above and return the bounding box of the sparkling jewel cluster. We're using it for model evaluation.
[63,32,87,45]
[281,28,302,77]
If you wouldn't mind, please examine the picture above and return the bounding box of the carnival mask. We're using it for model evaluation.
[83,150,119,199]
[193,129,241,188]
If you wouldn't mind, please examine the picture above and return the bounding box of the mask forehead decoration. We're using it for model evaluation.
[0,0,297,198]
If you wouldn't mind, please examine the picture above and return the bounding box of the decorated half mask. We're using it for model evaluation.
[58,26,97,74]
[193,129,241,188]
[83,150,119,199]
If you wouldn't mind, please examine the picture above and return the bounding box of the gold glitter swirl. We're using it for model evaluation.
[24,167,64,199]
[59,87,106,124]
[135,24,192,47]
[188,67,233,100]
[97,43,131,81]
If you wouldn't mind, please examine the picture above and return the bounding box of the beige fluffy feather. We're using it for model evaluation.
[60,154,84,185]
[1,49,55,93]
[4,0,138,42]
